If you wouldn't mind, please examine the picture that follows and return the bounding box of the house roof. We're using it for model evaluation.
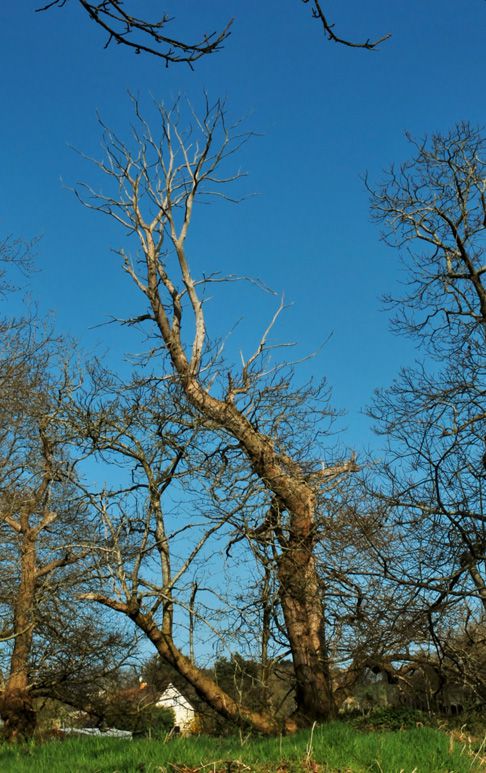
[157,682,195,712]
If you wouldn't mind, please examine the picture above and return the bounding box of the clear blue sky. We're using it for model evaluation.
[1,1,485,455]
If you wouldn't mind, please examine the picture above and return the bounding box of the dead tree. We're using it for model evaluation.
[77,96,357,726]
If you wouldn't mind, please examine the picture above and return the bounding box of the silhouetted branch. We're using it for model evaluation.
[36,0,233,66]
[304,0,391,50]
[36,1,389,66]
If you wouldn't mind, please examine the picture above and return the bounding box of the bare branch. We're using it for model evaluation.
[37,0,233,66]
[304,0,391,50]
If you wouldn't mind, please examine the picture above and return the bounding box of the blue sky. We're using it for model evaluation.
[1,0,485,455]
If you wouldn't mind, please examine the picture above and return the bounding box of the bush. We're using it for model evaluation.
[348,707,429,731]
[102,694,174,738]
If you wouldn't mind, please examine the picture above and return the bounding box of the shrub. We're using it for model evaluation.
[102,693,174,738]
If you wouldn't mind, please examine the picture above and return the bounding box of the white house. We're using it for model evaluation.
[156,683,196,734]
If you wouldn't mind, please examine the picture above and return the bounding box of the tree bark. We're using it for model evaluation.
[278,550,335,722]
[0,528,37,741]
[177,377,337,722]
[86,107,353,725]
[468,563,486,612]
[102,598,298,734]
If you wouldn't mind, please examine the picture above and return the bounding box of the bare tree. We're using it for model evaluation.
[29,608,138,723]
[365,123,486,696]
[0,237,34,297]
[370,360,486,607]
[76,96,357,726]
[37,1,389,65]
[368,122,486,352]
[68,365,303,733]
[0,323,110,740]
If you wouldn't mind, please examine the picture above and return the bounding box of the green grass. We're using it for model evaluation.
[0,723,483,772]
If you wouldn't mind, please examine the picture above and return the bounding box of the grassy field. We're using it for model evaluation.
[0,722,484,773]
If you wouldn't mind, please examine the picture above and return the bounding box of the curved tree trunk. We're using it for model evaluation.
[86,105,356,726]
[93,596,298,734]
[179,378,338,722]
[138,295,341,722]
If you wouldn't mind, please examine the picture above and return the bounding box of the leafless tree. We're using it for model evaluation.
[431,613,486,705]
[69,364,304,733]
[0,321,125,740]
[0,237,34,297]
[368,122,486,353]
[76,96,357,727]
[29,608,138,721]
[364,123,486,698]
[370,362,486,604]
[37,1,389,66]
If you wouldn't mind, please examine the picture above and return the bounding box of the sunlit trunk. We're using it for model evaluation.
[0,530,37,741]
[181,378,336,723]
[279,548,335,722]
[128,605,298,734]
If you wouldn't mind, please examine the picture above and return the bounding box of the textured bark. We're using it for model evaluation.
[144,272,340,721]
[0,529,37,741]
[86,106,356,724]
[99,599,297,734]
[176,374,337,721]
[278,551,336,722]
[468,563,486,612]
[0,685,36,743]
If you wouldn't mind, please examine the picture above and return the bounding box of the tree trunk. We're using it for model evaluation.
[0,530,37,741]
[468,563,486,612]
[1,677,36,743]
[147,256,343,724]
[181,379,337,722]
[127,604,298,734]
[278,549,335,722]
[260,569,273,712]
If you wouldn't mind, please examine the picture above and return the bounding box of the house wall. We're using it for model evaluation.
[156,683,195,734]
